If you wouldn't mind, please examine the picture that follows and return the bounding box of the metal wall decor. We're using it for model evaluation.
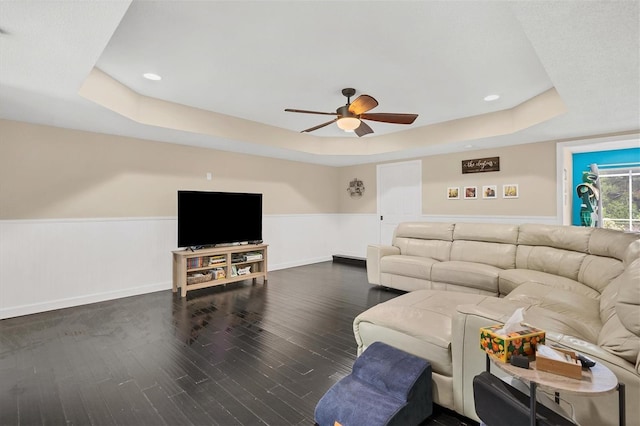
[462,157,500,174]
[347,178,365,198]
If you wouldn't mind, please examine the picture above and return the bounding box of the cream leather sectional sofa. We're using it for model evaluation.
[356,222,640,426]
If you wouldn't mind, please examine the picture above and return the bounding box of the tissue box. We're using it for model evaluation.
[480,325,545,363]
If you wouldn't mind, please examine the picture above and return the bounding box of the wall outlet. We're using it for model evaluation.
[206,172,212,181]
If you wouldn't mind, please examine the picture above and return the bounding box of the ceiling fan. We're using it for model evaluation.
[285,88,418,137]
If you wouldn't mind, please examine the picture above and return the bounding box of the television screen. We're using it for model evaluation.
[177,191,263,248]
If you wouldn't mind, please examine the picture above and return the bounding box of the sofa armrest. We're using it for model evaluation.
[451,299,532,420]
[366,244,400,285]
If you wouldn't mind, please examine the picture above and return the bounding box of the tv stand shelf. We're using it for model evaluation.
[172,244,268,297]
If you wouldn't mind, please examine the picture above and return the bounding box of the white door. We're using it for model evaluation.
[377,160,423,245]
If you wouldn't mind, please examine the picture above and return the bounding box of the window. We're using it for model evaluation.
[599,167,640,232]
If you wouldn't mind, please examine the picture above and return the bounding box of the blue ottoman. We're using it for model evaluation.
[315,341,432,426]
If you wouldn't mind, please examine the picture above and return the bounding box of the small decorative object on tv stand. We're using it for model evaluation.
[172,244,268,297]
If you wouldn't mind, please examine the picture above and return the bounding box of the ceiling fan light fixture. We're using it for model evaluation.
[337,116,361,131]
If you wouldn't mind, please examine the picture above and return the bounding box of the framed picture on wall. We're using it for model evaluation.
[447,187,460,200]
[483,185,497,199]
[503,184,519,198]
[464,186,477,199]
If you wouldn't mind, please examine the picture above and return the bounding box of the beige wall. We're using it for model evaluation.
[423,141,556,216]
[0,120,339,219]
[338,163,377,214]
[338,141,557,216]
[1,119,557,220]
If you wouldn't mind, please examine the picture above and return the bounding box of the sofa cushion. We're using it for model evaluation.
[617,258,640,336]
[623,239,640,266]
[380,255,439,280]
[505,282,602,343]
[353,290,488,376]
[588,228,640,261]
[395,238,453,261]
[452,223,519,244]
[515,246,586,282]
[578,254,624,294]
[498,269,600,298]
[431,261,501,294]
[597,259,640,364]
[517,224,592,253]
[395,222,454,241]
[599,272,621,324]
[598,314,640,364]
[450,240,516,270]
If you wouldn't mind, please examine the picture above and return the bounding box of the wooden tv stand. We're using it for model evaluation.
[172,244,268,297]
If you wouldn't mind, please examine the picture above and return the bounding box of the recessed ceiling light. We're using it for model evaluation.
[143,73,162,81]
[484,94,500,102]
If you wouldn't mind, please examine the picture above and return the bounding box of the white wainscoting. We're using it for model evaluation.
[332,214,379,258]
[0,215,340,319]
[262,214,336,269]
[0,217,177,320]
[0,213,559,319]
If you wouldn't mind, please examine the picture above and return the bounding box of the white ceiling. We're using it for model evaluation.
[1,1,638,166]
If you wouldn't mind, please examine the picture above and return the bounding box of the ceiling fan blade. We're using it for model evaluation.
[354,121,374,137]
[285,108,336,116]
[348,95,378,115]
[360,112,418,125]
[301,118,338,133]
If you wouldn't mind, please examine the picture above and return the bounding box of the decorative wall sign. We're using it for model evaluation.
[462,157,500,174]
[347,178,365,198]
[483,185,497,199]
[464,186,477,199]
[503,184,519,198]
[447,187,460,200]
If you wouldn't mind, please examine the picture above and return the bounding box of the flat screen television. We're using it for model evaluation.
[177,191,263,248]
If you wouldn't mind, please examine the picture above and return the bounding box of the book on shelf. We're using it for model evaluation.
[208,255,225,265]
[187,257,204,269]
[237,266,251,275]
[244,252,263,261]
[232,254,246,263]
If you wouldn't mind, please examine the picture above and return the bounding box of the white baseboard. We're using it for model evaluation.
[269,255,333,271]
[0,281,171,319]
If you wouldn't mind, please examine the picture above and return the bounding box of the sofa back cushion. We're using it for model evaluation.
[515,224,594,282]
[588,228,640,261]
[578,255,624,294]
[515,246,586,282]
[395,222,454,241]
[598,258,640,364]
[616,258,640,336]
[394,222,454,260]
[451,241,516,269]
[599,272,620,325]
[453,223,519,244]
[450,223,518,269]
[518,223,593,252]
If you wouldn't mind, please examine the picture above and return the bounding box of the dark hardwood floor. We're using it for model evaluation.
[0,261,477,426]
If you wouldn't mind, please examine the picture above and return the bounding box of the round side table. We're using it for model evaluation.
[486,354,625,426]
